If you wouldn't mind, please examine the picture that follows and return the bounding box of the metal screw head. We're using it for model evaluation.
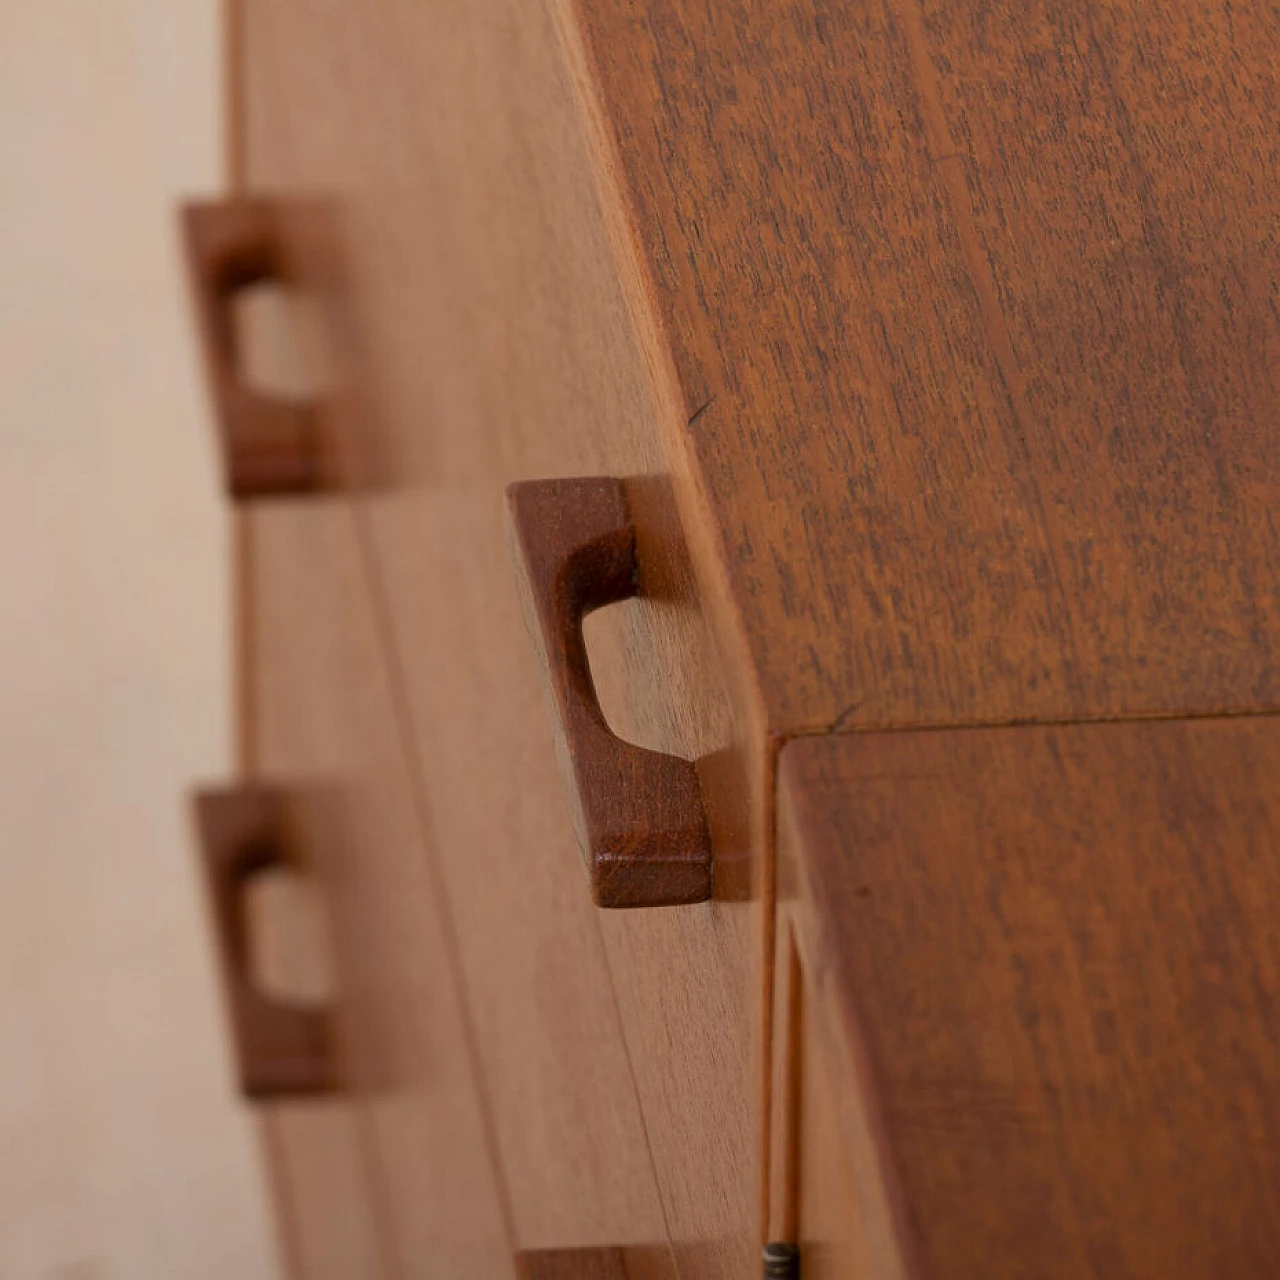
[763,1241,800,1279]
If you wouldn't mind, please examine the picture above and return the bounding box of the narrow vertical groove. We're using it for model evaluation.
[759,733,780,1252]
[236,509,300,1278]
[348,508,523,1261]
[223,2,303,1275]
[780,928,804,1244]
[224,9,309,1280]
[223,0,245,191]
[224,0,254,781]
[256,1115,309,1280]
[352,1107,410,1280]
[233,515,257,781]
[553,5,784,1264]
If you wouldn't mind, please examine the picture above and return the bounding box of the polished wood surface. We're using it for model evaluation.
[246,500,516,1280]
[780,719,1280,1278]
[507,477,712,907]
[192,785,338,1098]
[518,1248,676,1280]
[237,1,761,1270]
[222,1,1280,1275]
[565,0,1280,733]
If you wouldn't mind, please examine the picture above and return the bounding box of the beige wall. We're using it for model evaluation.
[0,4,280,1278]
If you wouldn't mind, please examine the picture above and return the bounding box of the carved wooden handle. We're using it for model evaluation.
[192,787,338,1098]
[506,477,712,908]
[180,200,322,499]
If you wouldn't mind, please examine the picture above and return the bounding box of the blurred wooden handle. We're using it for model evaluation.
[192,786,338,1098]
[180,200,323,499]
[505,477,712,908]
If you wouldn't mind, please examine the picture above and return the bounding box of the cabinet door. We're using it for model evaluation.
[235,3,764,1275]
[778,721,1280,1280]
[242,500,514,1280]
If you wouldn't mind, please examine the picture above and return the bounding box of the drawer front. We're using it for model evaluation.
[778,723,1280,1280]
[241,501,515,1280]
[236,2,766,1273]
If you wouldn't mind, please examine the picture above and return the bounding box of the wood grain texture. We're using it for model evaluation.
[247,500,517,1280]
[192,785,338,1098]
[237,0,763,1270]
[517,1247,677,1280]
[565,0,1280,734]
[228,3,1280,1275]
[236,502,395,1280]
[519,1250,629,1280]
[780,719,1280,1279]
[507,477,712,907]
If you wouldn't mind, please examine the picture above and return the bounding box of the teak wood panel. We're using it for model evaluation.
[238,2,764,1274]
[517,1247,677,1280]
[237,504,391,1280]
[779,720,1280,1279]
[245,500,515,1280]
[566,0,1280,733]
[768,919,878,1280]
